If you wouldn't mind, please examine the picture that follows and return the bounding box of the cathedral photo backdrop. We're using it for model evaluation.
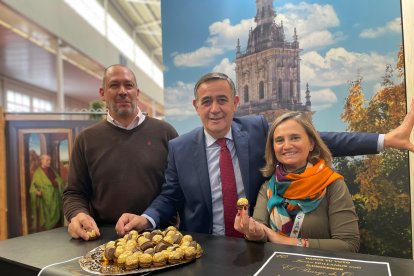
[161,0,411,258]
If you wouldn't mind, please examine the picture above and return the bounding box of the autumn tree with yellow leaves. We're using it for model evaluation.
[337,45,411,258]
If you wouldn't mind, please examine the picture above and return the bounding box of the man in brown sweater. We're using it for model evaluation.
[63,64,178,240]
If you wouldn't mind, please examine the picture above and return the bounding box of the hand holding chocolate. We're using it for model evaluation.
[86,229,98,240]
[237,197,249,210]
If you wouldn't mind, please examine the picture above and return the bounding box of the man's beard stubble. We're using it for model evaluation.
[110,101,138,117]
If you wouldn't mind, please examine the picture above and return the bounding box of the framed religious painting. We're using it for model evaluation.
[6,120,97,238]
[17,128,72,235]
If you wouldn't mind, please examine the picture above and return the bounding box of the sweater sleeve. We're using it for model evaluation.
[62,134,92,221]
[308,180,360,252]
[251,182,270,243]
[252,182,270,226]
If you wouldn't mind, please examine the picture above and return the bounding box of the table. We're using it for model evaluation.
[0,226,413,275]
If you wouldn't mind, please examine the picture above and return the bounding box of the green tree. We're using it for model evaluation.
[89,100,106,120]
[337,45,411,258]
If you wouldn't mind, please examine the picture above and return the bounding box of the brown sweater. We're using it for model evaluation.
[63,117,178,224]
[253,179,360,252]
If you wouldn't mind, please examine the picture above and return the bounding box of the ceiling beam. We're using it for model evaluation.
[127,0,160,5]
[135,20,161,29]
[135,30,161,36]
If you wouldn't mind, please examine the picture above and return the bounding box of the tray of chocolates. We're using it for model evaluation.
[79,226,203,275]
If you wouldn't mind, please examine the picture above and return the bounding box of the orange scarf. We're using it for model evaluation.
[283,160,343,200]
[267,160,343,236]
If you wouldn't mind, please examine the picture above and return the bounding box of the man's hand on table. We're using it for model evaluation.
[115,213,152,237]
[67,212,100,241]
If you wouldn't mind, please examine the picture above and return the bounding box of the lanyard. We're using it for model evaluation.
[290,210,305,238]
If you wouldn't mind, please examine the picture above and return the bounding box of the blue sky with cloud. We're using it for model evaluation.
[161,0,403,134]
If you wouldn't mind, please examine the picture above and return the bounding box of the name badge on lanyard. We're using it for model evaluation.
[290,210,305,238]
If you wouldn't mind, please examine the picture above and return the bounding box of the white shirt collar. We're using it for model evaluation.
[106,109,145,130]
[204,128,233,147]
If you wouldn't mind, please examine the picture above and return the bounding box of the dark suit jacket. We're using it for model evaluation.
[144,115,379,234]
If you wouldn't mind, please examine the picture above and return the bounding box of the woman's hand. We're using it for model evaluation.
[263,227,303,247]
[234,207,266,241]
[263,226,288,244]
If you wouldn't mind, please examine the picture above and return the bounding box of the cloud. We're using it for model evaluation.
[277,2,343,50]
[172,47,223,67]
[299,30,344,51]
[212,58,236,81]
[305,88,338,111]
[164,81,196,118]
[207,18,255,50]
[173,2,344,67]
[301,47,394,87]
[360,17,401,38]
[173,18,255,67]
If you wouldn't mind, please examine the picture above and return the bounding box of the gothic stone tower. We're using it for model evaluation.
[235,0,311,122]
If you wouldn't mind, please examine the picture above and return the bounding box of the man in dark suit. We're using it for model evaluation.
[115,72,414,236]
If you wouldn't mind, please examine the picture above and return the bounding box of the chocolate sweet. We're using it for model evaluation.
[154,241,170,253]
[153,252,167,267]
[144,247,155,255]
[152,234,163,244]
[86,230,98,240]
[237,197,249,210]
[163,235,175,245]
[148,229,163,240]
[140,240,154,251]
[184,246,196,261]
[116,251,131,266]
[172,233,183,244]
[181,235,193,244]
[104,246,115,261]
[97,227,203,271]
[168,250,183,264]
[139,253,152,268]
[124,252,139,270]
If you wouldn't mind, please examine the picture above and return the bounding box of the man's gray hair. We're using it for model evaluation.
[193,72,236,99]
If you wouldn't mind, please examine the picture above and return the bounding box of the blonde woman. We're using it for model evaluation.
[234,111,359,252]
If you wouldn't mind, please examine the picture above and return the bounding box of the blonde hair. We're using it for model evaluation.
[261,111,333,177]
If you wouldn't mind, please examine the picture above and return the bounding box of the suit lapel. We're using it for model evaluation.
[232,122,250,200]
[192,129,213,218]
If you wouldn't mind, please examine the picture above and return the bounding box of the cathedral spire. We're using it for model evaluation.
[255,0,275,25]
[305,83,311,110]
[234,1,309,120]
[293,27,299,47]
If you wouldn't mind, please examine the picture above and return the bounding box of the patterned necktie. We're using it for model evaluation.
[216,138,243,238]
